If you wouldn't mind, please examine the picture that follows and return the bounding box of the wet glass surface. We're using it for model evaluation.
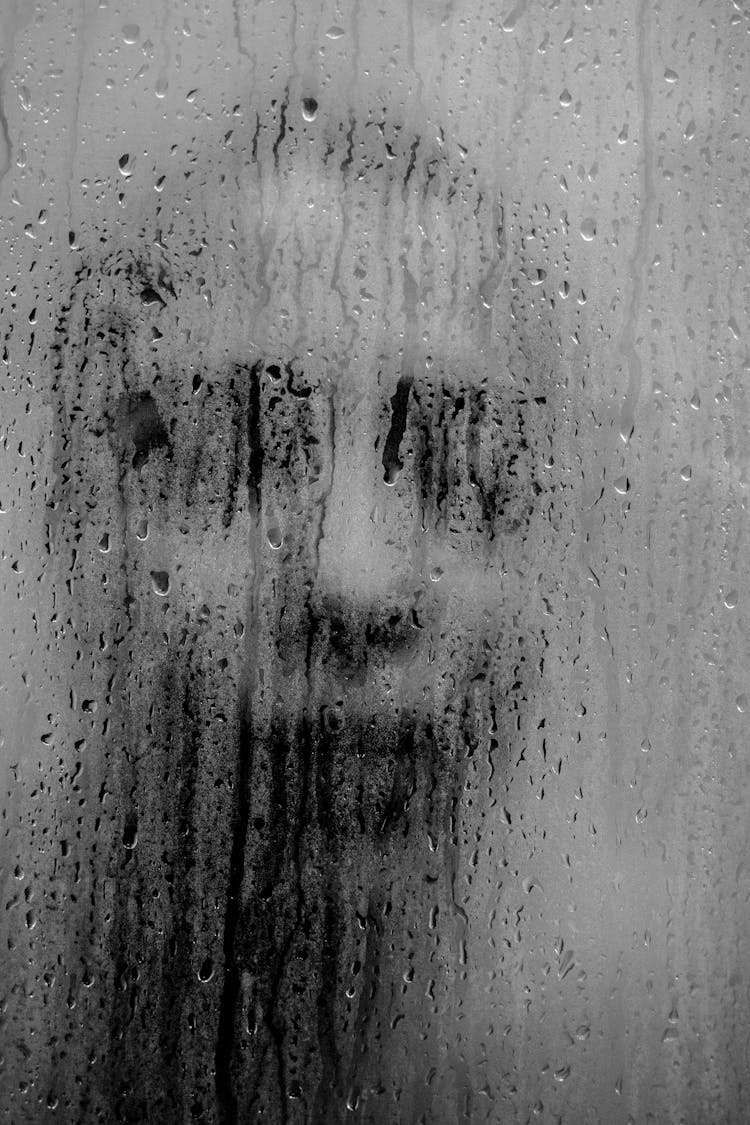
[1,1,749,1123]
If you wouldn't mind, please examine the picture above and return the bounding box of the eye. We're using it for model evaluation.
[111,389,171,471]
[256,362,330,510]
[408,381,538,540]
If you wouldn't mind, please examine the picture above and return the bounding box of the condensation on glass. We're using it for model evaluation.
[0,1,749,1123]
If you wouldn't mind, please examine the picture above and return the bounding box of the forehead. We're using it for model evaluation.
[75,97,507,388]
[235,100,501,309]
[79,251,499,405]
[113,96,493,245]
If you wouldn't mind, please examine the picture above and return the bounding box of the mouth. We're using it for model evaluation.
[245,698,455,864]
[272,583,445,689]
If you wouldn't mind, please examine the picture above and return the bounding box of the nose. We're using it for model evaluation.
[306,398,438,678]
[266,358,449,682]
[314,377,419,603]
[313,588,434,680]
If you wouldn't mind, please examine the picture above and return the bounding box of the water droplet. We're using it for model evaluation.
[724,590,738,609]
[613,475,629,495]
[140,286,163,307]
[325,25,345,39]
[302,96,318,121]
[198,957,214,983]
[501,6,521,32]
[98,532,110,553]
[121,23,140,44]
[150,570,170,596]
[429,566,443,582]
[640,738,651,753]
[559,88,572,107]
[267,526,284,550]
[664,68,679,83]
[736,693,748,713]
[680,465,692,482]
[580,218,597,241]
[118,153,135,177]
[635,807,647,823]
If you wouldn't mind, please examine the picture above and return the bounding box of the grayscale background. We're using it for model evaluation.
[0,1,749,1123]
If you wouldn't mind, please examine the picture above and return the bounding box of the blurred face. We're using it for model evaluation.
[49,98,553,1119]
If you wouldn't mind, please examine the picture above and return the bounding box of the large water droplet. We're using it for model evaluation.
[151,570,170,596]
[302,96,318,121]
[198,957,214,983]
[580,217,597,241]
[267,525,284,550]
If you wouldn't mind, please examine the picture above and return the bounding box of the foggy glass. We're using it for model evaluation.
[1,1,749,1123]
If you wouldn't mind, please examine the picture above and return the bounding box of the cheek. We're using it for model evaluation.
[259,404,329,521]
[405,388,540,544]
[244,698,464,867]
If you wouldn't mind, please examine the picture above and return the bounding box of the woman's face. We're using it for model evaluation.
[44,95,558,1121]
